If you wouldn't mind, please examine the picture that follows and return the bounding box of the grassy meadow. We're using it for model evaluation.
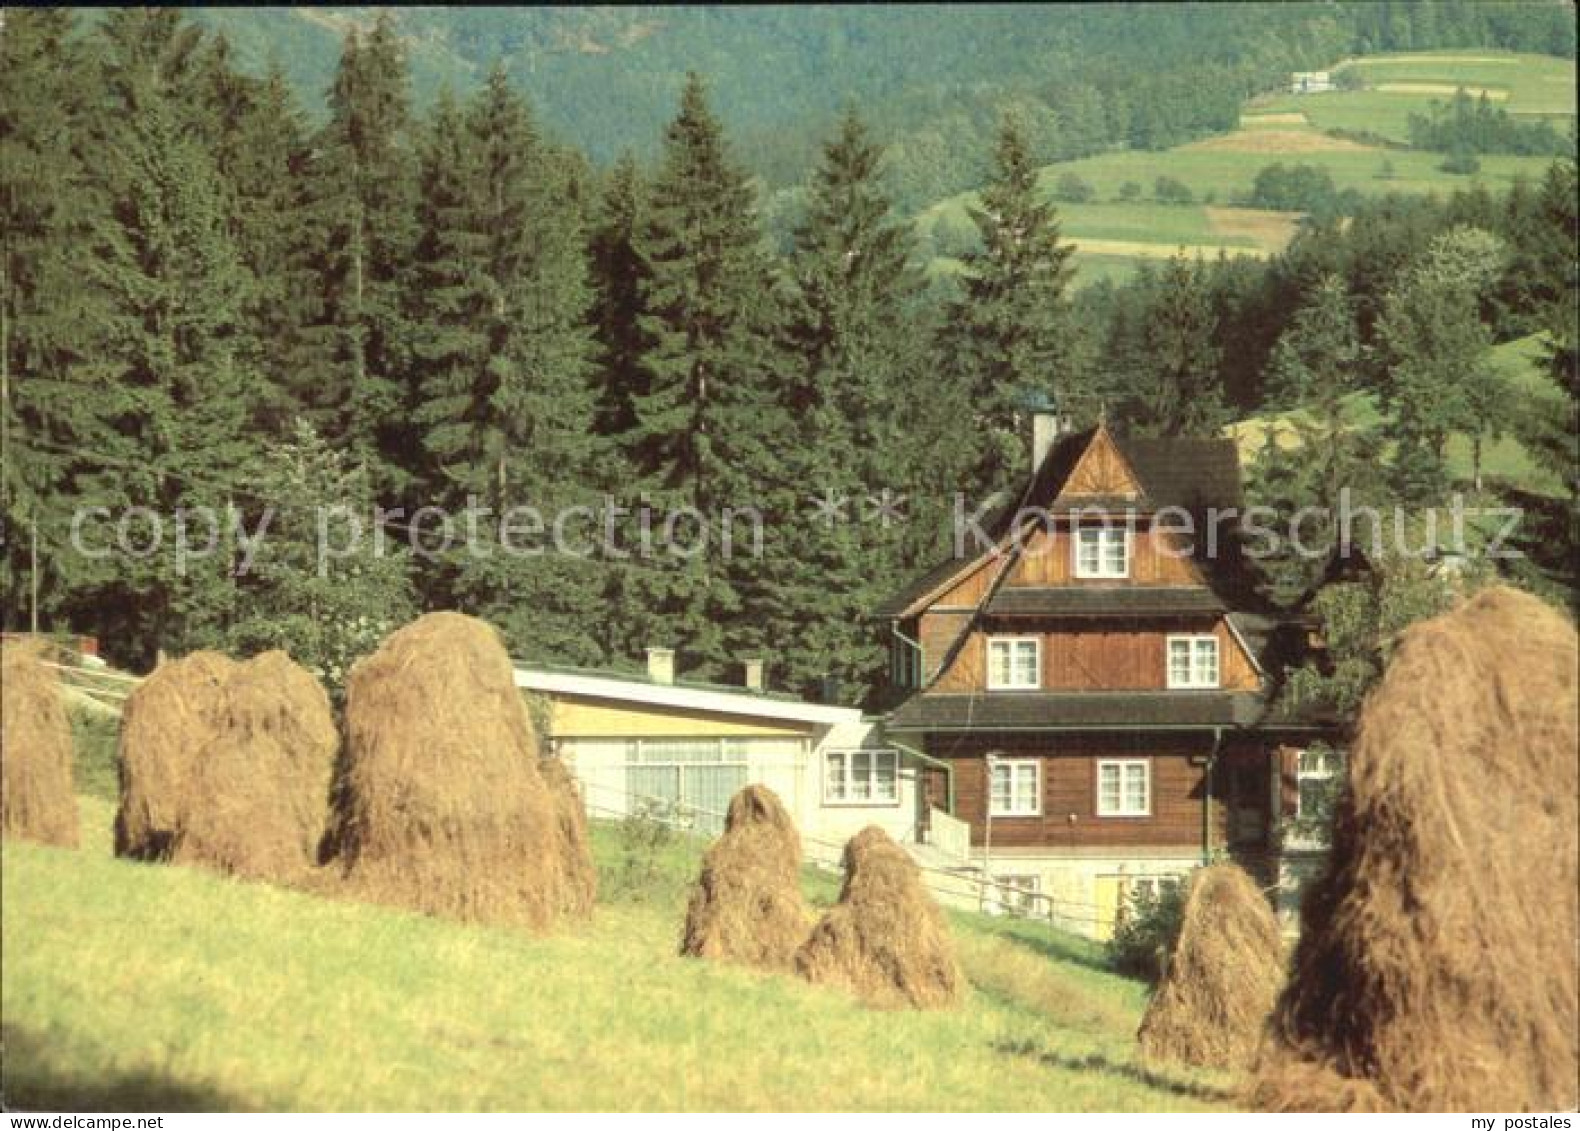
[1,790,1232,1112]
[1225,334,1568,499]
[1252,51,1578,144]
[920,50,1576,287]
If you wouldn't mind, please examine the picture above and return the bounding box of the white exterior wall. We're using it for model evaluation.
[938,846,1205,940]
[556,717,920,861]
[801,718,920,867]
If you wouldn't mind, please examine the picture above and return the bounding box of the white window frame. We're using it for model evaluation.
[1165,633,1220,689]
[1096,758,1151,817]
[989,757,1042,817]
[986,635,1041,690]
[1072,524,1132,579]
[991,874,1043,918]
[823,747,901,807]
[1295,747,1342,821]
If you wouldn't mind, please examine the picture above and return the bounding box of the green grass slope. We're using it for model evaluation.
[921,51,1574,288]
[1226,334,1567,499]
[1253,51,1577,144]
[2,798,1228,1112]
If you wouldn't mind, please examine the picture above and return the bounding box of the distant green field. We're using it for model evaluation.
[920,51,1575,288]
[1253,50,1576,144]
[1228,334,1567,499]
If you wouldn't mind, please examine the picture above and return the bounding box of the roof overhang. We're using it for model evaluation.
[514,667,863,726]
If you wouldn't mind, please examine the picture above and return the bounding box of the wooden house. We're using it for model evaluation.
[877,415,1333,935]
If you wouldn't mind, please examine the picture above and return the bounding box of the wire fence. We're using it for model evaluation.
[571,775,1117,934]
[28,643,1135,936]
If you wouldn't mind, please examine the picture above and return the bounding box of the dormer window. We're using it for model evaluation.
[987,636,1040,690]
[1074,525,1130,579]
[1166,634,1220,689]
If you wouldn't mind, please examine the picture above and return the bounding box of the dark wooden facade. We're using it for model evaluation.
[883,421,1291,859]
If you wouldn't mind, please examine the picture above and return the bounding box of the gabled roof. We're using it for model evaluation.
[514,665,861,726]
[875,423,1244,620]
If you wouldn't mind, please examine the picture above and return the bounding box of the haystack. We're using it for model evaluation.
[116,651,236,859]
[1251,586,1578,1112]
[1136,863,1283,1069]
[680,784,808,970]
[117,650,337,885]
[332,612,594,929]
[1,638,79,847]
[795,826,961,1009]
[539,754,598,918]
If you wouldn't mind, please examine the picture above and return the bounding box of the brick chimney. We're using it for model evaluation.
[645,647,675,686]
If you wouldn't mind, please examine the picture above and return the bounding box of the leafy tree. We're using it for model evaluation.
[1280,554,1481,720]
[1154,175,1193,204]
[1375,227,1505,500]
[226,421,415,696]
[941,115,1081,490]
[1246,276,1375,604]
[1052,172,1094,203]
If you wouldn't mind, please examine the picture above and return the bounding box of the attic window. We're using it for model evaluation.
[1074,526,1130,579]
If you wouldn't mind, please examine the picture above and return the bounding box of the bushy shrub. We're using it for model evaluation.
[1117,180,1142,202]
[1154,175,1193,204]
[1108,876,1189,981]
[1052,172,1095,203]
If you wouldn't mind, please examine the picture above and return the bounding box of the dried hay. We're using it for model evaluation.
[1137,863,1283,1070]
[1,638,79,847]
[680,784,808,970]
[115,651,237,859]
[1250,586,1578,1111]
[116,650,337,885]
[796,826,961,1009]
[539,754,598,918]
[332,611,594,929]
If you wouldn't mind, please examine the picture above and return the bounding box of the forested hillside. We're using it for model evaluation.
[168,3,1577,209]
[4,7,1576,703]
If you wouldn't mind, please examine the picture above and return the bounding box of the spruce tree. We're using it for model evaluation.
[777,109,931,699]
[0,9,116,631]
[942,115,1080,490]
[408,71,605,663]
[1126,255,1226,436]
[81,9,261,660]
[297,12,417,495]
[589,153,650,438]
[624,73,793,679]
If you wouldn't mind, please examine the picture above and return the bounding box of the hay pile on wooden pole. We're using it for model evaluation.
[332,612,595,929]
[1251,586,1578,1112]
[680,784,808,970]
[1,639,79,847]
[795,826,961,1009]
[116,650,337,885]
[1136,863,1283,1070]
